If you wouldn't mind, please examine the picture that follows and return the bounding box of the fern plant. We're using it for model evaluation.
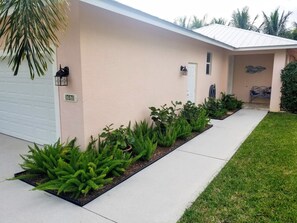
[156,125,178,147]
[175,117,192,139]
[202,97,227,119]
[19,138,78,180]
[16,137,137,198]
[180,101,210,132]
[220,92,243,111]
[131,121,158,161]
[190,107,210,132]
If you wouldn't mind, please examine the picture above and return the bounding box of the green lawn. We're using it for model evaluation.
[179,112,297,223]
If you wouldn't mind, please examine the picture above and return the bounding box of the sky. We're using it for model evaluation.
[116,0,297,28]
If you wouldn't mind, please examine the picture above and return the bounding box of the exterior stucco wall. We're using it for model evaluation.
[56,1,85,146]
[74,3,229,145]
[232,54,274,102]
[270,50,287,112]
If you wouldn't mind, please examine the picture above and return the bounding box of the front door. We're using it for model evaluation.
[187,63,197,103]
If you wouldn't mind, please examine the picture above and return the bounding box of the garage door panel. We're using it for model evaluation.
[0,60,57,145]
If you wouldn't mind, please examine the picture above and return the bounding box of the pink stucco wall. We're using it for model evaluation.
[232,54,274,102]
[57,2,229,147]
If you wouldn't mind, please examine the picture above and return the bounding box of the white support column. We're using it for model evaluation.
[270,50,287,112]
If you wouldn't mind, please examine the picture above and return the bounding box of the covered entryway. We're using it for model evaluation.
[232,54,274,105]
[0,60,58,145]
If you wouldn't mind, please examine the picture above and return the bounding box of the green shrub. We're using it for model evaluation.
[281,61,297,113]
[130,121,158,161]
[19,138,78,180]
[190,107,210,132]
[202,97,227,119]
[175,116,192,139]
[99,123,134,151]
[156,125,178,147]
[18,138,135,198]
[220,92,243,111]
[180,101,210,132]
[149,101,182,130]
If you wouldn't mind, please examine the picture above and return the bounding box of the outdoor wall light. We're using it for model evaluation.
[180,66,188,75]
[55,65,69,86]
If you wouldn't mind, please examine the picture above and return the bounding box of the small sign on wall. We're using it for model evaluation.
[64,93,78,103]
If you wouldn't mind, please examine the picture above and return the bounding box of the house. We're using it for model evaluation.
[0,0,296,147]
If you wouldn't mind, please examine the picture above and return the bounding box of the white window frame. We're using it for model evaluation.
[206,52,212,75]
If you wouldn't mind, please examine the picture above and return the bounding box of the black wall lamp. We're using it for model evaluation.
[55,65,69,86]
[180,65,188,75]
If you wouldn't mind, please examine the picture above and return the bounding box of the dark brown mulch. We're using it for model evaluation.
[211,108,241,120]
[15,125,213,207]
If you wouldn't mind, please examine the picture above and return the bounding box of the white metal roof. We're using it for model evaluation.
[81,0,297,52]
[195,24,297,51]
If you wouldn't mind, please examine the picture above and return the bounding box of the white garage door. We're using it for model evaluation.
[0,60,57,145]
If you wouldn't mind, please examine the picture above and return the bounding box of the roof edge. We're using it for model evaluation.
[234,45,297,52]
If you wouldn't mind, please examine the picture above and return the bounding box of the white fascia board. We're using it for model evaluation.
[234,45,297,52]
[80,0,234,50]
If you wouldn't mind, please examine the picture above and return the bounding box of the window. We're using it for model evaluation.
[206,52,212,75]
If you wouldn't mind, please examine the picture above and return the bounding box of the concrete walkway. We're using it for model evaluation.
[0,109,267,223]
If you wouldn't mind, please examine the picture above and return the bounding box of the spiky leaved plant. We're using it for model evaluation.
[0,0,69,79]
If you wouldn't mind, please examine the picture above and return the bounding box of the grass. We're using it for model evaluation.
[179,112,297,223]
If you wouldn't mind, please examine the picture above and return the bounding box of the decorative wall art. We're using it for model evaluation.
[245,65,266,74]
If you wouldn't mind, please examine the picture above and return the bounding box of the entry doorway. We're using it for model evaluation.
[187,63,197,103]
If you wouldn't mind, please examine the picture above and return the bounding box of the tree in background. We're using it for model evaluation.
[174,15,207,30]
[173,16,190,29]
[261,8,292,37]
[189,15,208,29]
[0,0,69,79]
[210,18,227,25]
[230,6,259,31]
[291,22,297,40]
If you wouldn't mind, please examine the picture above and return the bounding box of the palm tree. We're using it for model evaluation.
[174,16,191,29]
[0,0,69,79]
[189,15,208,29]
[210,17,227,25]
[291,22,297,40]
[261,8,292,37]
[230,6,259,31]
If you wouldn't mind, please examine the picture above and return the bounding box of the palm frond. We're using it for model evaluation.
[0,0,69,79]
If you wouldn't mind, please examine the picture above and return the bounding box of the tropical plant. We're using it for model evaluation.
[291,22,297,40]
[281,61,297,113]
[18,138,78,180]
[180,101,210,132]
[174,16,191,29]
[0,0,69,79]
[99,124,134,151]
[174,15,208,30]
[175,116,192,139]
[230,6,259,31]
[220,92,243,111]
[156,125,178,147]
[261,8,292,37]
[130,121,157,161]
[16,137,136,198]
[202,98,227,119]
[190,108,209,132]
[210,17,227,25]
[189,15,208,29]
[149,101,182,131]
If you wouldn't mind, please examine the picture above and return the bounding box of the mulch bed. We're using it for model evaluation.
[15,125,213,207]
[211,109,241,120]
